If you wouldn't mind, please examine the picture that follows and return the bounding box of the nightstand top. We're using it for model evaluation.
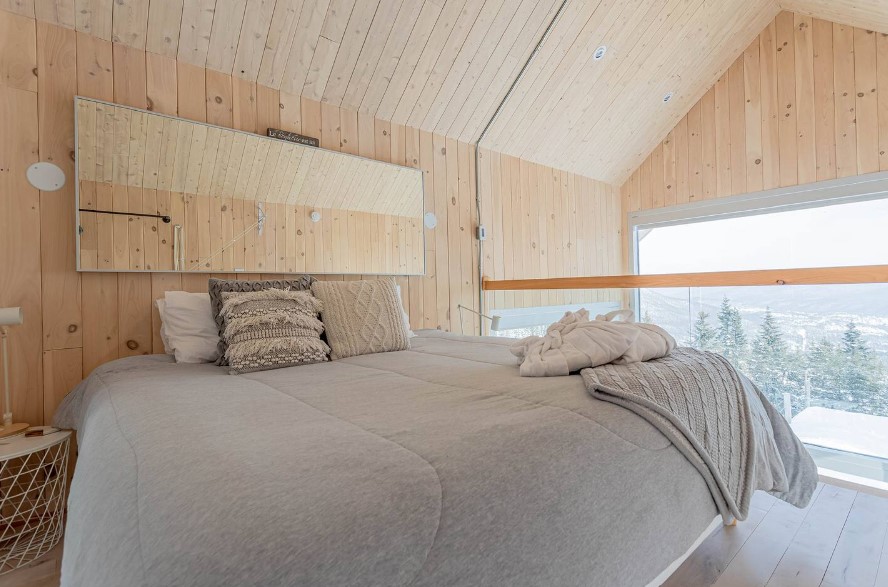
[0,429,71,461]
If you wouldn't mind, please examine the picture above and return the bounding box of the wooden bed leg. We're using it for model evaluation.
[725,518,738,527]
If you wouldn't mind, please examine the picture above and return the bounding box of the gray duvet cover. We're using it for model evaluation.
[55,331,793,587]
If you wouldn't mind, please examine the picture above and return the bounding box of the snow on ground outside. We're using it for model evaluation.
[791,406,888,459]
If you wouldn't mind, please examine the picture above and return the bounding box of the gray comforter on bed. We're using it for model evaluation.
[54,331,809,587]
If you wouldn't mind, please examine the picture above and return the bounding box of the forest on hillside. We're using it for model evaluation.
[678,297,888,418]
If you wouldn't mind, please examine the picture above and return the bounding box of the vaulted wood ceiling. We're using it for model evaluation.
[6,0,888,185]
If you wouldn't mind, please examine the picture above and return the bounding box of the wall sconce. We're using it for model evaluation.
[424,212,437,229]
[310,211,322,223]
[26,162,65,191]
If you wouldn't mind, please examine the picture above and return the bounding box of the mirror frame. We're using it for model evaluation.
[74,96,426,276]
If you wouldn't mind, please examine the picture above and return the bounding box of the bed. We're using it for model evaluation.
[56,330,775,586]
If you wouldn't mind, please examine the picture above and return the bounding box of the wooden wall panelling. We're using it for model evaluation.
[406,126,423,327]
[743,38,764,193]
[3,10,623,423]
[444,136,461,332]
[727,58,747,195]
[854,27,879,176]
[457,141,475,334]
[38,22,81,352]
[794,14,816,185]
[813,18,837,181]
[112,37,152,360]
[775,11,799,188]
[623,10,888,275]
[833,23,857,179]
[0,83,43,425]
[76,26,118,381]
[0,10,38,92]
[431,133,450,330]
[418,130,436,328]
[146,52,177,115]
[42,346,81,423]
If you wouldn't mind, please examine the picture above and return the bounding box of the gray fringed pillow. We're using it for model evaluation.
[220,289,330,374]
[310,278,409,360]
[209,276,315,366]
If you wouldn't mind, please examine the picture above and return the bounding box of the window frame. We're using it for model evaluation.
[626,170,888,313]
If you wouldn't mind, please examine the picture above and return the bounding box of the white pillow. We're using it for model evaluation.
[155,299,173,355]
[161,291,220,363]
[395,285,416,338]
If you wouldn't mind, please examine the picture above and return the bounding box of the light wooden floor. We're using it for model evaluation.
[1,484,885,587]
[664,483,888,587]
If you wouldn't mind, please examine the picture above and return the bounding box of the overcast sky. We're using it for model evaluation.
[638,197,888,273]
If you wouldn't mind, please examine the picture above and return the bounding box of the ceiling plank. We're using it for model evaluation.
[375,0,465,122]
[320,0,384,105]
[74,0,112,40]
[481,0,595,152]
[434,0,542,136]
[111,0,149,49]
[396,0,486,127]
[256,0,305,89]
[301,34,340,101]
[451,0,557,142]
[360,0,443,117]
[145,0,184,57]
[418,0,509,131]
[279,0,331,95]
[231,0,276,80]
[331,0,404,110]
[583,0,779,183]
[498,0,638,153]
[300,0,355,100]
[35,0,74,28]
[177,0,216,67]
[780,0,888,35]
[1,0,35,18]
[205,0,247,73]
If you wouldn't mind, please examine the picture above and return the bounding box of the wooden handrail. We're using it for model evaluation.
[482,265,888,291]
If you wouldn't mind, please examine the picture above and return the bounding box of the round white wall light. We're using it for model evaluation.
[309,211,322,223]
[424,212,437,229]
[26,162,66,191]
[593,46,607,61]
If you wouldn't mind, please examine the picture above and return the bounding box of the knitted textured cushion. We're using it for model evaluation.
[310,278,410,360]
[221,289,330,374]
[208,276,315,365]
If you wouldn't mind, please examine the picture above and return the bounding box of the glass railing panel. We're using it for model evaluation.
[484,288,632,338]
[641,283,888,484]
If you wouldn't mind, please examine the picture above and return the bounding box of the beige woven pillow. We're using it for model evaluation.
[311,279,410,359]
[220,289,330,374]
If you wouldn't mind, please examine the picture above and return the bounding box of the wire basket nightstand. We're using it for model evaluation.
[0,430,71,575]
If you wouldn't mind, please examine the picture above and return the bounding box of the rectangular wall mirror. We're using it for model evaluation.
[74,97,425,275]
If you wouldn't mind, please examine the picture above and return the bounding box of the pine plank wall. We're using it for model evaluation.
[622,12,888,234]
[0,9,621,427]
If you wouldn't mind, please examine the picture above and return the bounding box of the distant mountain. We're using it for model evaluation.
[640,285,888,364]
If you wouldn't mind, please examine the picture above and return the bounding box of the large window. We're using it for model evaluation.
[632,175,888,486]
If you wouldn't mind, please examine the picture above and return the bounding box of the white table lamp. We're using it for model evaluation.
[0,308,29,438]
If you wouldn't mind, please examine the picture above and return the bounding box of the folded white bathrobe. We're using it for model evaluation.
[510,309,676,377]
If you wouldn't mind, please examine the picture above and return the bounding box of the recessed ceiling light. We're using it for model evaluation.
[593,46,607,61]
[662,92,674,103]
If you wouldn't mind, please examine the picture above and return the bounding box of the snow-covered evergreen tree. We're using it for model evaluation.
[690,310,717,350]
[715,297,748,368]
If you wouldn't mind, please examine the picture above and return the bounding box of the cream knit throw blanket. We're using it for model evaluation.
[582,348,755,523]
